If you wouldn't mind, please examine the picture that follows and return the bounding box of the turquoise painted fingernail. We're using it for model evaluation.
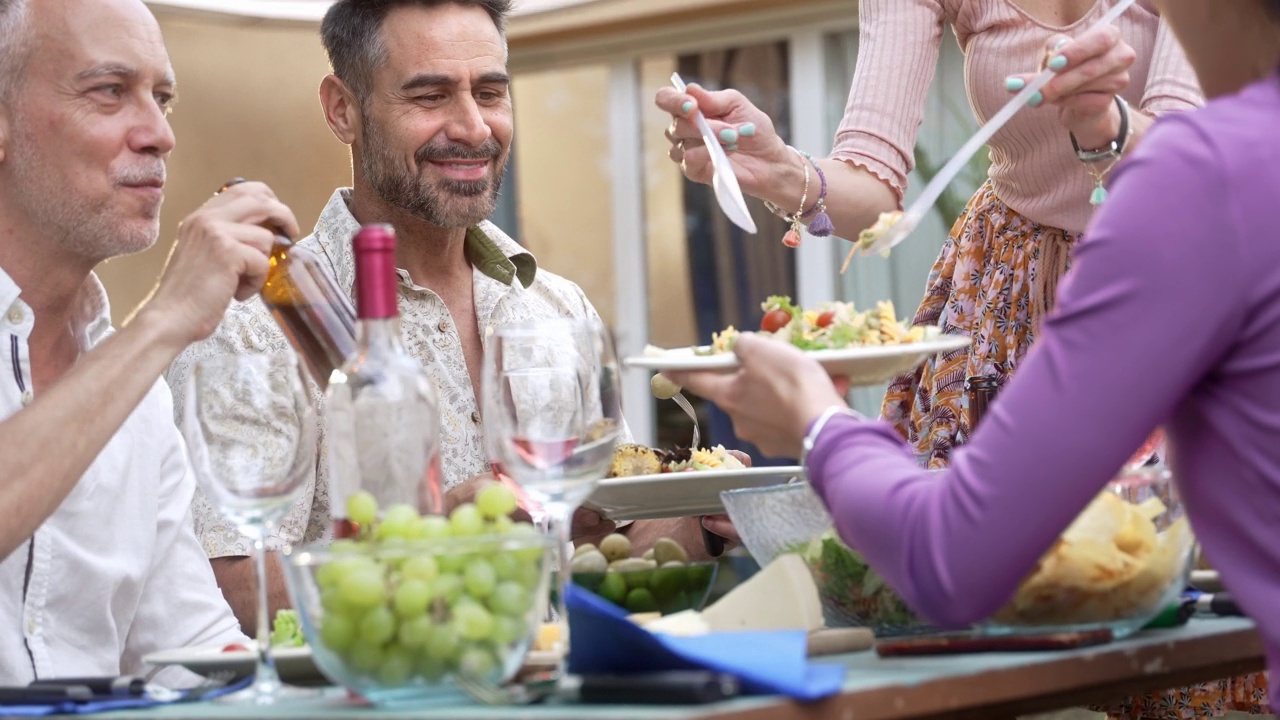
[739,122,756,137]
[725,144,739,152]
[1048,54,1068,71]
[681,100,694,114]
[1028,91,1044,107]
[719,127,739,144]
[1005,76,1025,92]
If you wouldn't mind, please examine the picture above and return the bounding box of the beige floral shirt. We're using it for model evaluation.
[166,188,608,558]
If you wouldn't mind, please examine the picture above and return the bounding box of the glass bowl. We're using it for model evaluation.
[572,562,719,615]
[981,466,1194,639]
[282,531,554,706]
[719,482,932,636]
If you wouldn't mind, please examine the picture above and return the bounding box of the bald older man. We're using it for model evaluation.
[0,0,294,684]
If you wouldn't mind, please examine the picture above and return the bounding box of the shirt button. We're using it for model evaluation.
[7,305,23,324]
[437,321,449,333]
[471,411,481,424]
[20,390,33,406]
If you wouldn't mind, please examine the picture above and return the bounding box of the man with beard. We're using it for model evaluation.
[166,0,738,633]
[0,0,306,682]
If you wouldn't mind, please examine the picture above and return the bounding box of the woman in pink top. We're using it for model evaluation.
[665,2,1279,717]
[657,2,1269,718]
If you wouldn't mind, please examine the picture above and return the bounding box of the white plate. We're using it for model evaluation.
[143,645,563,688]
[143,644,326,686]
[585,466,803,521]
[625,335,972,387]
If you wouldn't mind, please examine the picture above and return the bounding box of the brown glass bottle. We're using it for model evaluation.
[965,374,1000,433]
[260,237,358,388]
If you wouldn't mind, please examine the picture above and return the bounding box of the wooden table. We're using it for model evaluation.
[100,617,1264,720]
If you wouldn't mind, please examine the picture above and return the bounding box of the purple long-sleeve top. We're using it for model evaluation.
[807,70,1280,696]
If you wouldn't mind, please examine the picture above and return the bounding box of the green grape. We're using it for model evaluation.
[415,653,447,682]
[393,578,432,619]
[378,645,414,686]
[339,567,386,609]
[453,602,496,641]
[487,580,529,617]
[411,515,451,540]
[437,551,466,574]
[449,504,485,536]
[319,612,355,653]
[316,561,343,589]
[377,504,420,540]
[492,615,526,646]
[431,573,464,604]
[489,552,520,581]
[489,514,514,535]
[476,483,518,519]
[456,646,497,678]
[347,638,385,675]
[423,622,461,662]
[507,523,546,562]
[397,615,433,649]
[346,491,378,527]
[359,605,397,646]
[463,559,497,598]
[329,539,361,554]
[513,561,544,591]
[321,587,347,614]
[401,555,439,584]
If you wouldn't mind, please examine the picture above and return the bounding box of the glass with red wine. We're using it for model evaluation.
[481,318,623,672]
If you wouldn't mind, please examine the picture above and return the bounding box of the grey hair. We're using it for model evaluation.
[320,0,513,105]
[0,0,30,103]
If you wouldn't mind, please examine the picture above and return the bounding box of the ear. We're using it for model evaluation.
[319,74,360,146]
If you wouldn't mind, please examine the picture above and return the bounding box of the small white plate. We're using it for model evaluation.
[625,335,972,387]
[143,644,326,686]
[585,466,803,521]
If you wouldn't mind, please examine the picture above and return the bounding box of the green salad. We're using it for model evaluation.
[792,530,920,631]
[270,608,305,648]
[697,295,935,355]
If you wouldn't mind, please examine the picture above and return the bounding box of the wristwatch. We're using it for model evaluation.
[1070,95,1131,163]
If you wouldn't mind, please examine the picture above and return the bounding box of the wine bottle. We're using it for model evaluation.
[260,237,358,388]
[326,224,443,537]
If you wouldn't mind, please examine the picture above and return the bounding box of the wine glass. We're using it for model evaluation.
[481,319,623,673]
[182,351,318,704]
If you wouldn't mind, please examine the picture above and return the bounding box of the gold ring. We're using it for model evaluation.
[216,177,248,195]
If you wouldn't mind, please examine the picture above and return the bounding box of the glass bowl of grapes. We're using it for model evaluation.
[282,485,555,706]
[570,533,718,615]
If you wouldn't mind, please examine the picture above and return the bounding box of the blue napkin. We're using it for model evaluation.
[0,677,251,716]
[565,584,844,701]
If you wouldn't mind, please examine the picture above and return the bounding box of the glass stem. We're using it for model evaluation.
[542,500,574,660]
[252,537,281,699]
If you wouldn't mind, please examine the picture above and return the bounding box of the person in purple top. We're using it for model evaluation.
[669,0,1280,707]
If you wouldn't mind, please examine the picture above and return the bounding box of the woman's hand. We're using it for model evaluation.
[654,83,797,198]
[664,334,848,458]
[1005,25,1137,150]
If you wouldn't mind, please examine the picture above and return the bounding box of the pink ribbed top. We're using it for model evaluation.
[832,0,1203,233]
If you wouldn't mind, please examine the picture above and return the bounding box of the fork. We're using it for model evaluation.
[669,391,726,557]
[856,0,1138,259]
[453,671,557,706]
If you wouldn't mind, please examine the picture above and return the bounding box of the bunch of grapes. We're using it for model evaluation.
[313,484,548,687]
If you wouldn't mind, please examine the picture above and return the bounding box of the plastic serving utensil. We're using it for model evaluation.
[671,73,758,234]
[857,0,1138,259]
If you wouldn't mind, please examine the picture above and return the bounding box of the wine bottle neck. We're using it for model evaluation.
[357,317,403,350]
[354,248,398,320]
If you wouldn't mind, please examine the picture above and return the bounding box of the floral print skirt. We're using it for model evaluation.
[879,181,1270,718]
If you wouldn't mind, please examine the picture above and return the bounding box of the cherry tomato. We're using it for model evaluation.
[222,643,249,653]
[816,311,836,328]
[761,309,792,333]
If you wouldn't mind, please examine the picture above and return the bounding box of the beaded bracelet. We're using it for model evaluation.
[763,147,834,248]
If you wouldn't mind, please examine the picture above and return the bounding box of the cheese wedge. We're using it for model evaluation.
[701,554,824,632]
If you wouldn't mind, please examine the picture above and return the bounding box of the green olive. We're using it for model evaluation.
[653,538,689,565]
[609,557,657,572]
[570,550,608,574]
[599,533,632,562]
[573,542,598,558]
[650,374,682,400]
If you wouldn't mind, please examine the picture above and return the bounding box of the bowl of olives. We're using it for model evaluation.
[569,533,718,615]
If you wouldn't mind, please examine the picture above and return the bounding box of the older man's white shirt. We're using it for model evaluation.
[0,267,246,685]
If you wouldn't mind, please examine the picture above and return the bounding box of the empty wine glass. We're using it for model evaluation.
[182,351,318,704]
[481,319,623,673]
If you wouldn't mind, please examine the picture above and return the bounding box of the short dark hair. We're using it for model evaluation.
[320,0,513,104]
